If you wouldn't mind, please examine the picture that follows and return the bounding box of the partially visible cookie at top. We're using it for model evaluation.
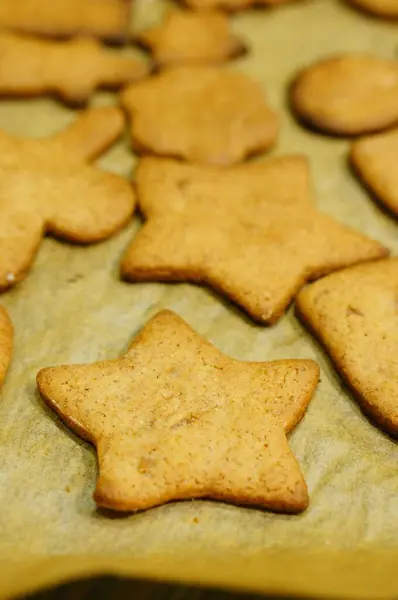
[0,307,13,388]
[0,106,136,292]
[0,32,149,105]
[182,0,297,11]
[291,54,398,136]
[120,156,388,324]
[121,66,278,165]
[37,309,320,513]
[0,0,131,43]
[296,259,398,436]
[350,126,398,218]
[346,0,398,18]
[137,9,247,67]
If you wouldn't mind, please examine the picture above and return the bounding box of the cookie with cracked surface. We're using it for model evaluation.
[0,307,13,388]
[350,126,398,217]
[120,156,388,324]
[0,0,131,44]
[296,259,398,436]
[121,66,278,165]
[137,9,247,67]
[0,106,135,292]
[37,309,320,513]
[0,32,149,105]
[291,55,398,136]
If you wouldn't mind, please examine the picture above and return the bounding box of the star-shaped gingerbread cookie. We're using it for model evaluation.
[296,259,398,436]
[350,126,398,217]
[120,156,388,324]
[121,66,278,165]
[0,32,149,105]
[37,310,320,513]
[0,106,135,291]
[137,9,247,67]
[0,306,13,388]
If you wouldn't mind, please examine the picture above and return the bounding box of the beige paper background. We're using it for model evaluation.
[0,0,398,598]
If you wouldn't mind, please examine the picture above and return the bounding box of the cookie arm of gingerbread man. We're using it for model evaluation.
[48,106,125,161]
[43,107,135,244]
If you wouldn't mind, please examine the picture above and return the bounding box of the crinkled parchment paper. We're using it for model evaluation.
[0,1,397,598]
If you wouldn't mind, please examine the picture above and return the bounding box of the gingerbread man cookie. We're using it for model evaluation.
[0,32,149,105]
[0,107,135,291]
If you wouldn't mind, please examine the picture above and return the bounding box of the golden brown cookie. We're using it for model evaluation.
[291,55,398,136]
[350,126,398,217]
[137,9,247,67]
[120,156,388,324]
[0,0,130,43]
[182,0,296,11]
[0,106,135,292]
[346,0,398,18]
[0,32,149,105]
[121,66,278,165]
[296,259,398,436]
[37,309,320,513]
[0,306,13,388]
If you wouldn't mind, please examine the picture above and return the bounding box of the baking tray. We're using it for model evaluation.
[0,0,397,598]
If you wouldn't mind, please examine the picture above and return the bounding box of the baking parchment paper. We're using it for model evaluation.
[0,0,397,598]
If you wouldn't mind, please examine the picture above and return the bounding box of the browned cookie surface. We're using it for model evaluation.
[296,259,398,436]
[121,156,387,324]
[0,306,12,388]
[0,32,149,105]
[0,107,136,292]
[0,0,130,43]
[292,55,398,135]
[121,66,278,165]
[138,9,246,67]
[37,310,320,513]
[351,126,398,217]
[347,0,398,18]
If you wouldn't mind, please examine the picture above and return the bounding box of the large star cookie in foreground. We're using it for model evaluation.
[0,106,135,292]
[0,306,12,388]
[0,32,149,105]
[37,310,320,513]
[291,55,398,136]
[351,126,398,218]
[121,156,387,324]
[137,9,247,67]
[296,259,398,436]
[0,0,131,43]
[121,66,278,165]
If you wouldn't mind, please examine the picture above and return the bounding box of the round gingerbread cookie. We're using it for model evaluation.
[291,54,398,136]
